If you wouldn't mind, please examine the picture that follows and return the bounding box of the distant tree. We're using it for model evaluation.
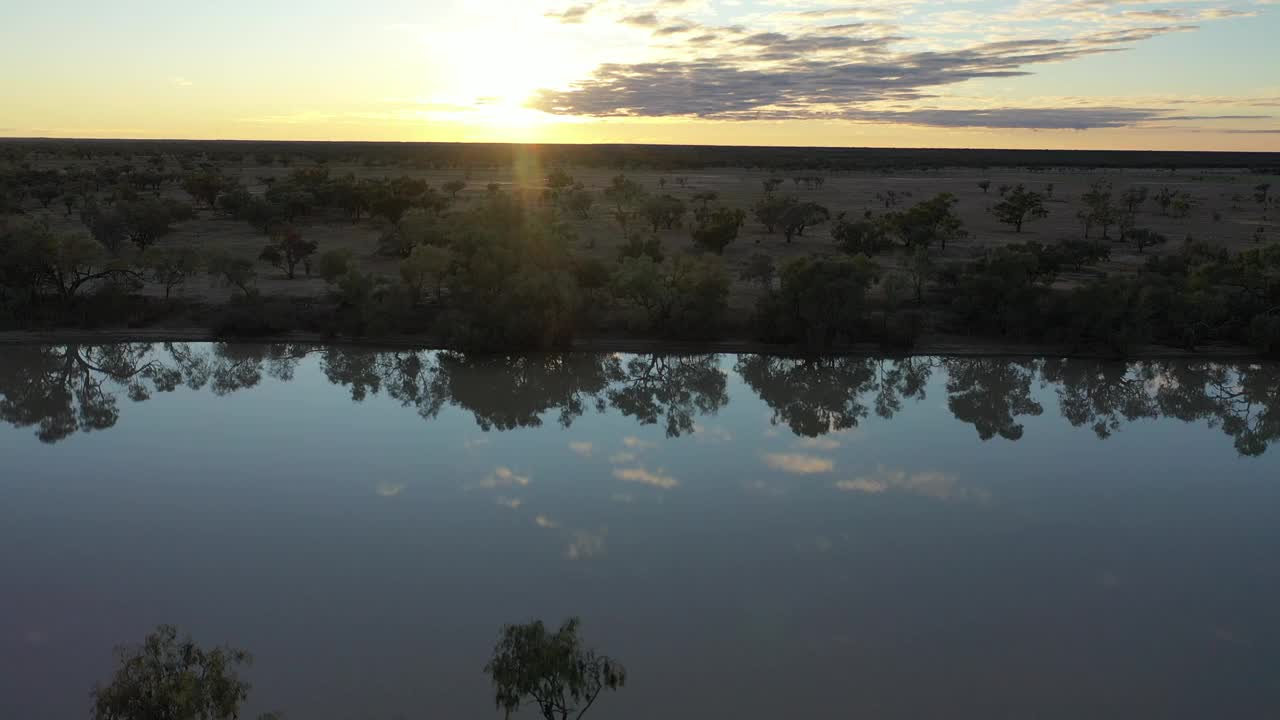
[763,177,784,194]
[484,618,626,720]
[1128,227,1168,254]
[1257,183,1272,206]
[831,213,892,255]
[316,248,354,284]
[206,251,257,297]
[1170,193,1192,218]
[752,194,798,234]
[563,183,594,220]
[642,194,686,232]
[443,179,467,199]
[990,184,1048,233]
[258,226,318,279]
[691,206,746,254]
[80,204,129,255]
[1122,186,1149,215]
[1081,180,1119,239]
[91,625,253,720]
[978,180,991,194]
[740,252,776,289]
[141,244,201,299]
[1056,239,1110,270]
[603,175,646,232]
[690,192,718,222]
[905,245,934,302]
[32,184,60,209]
[998,184,1011,197]
[119,198,188,251]
[780,201,830,243]
[181,171,232,209]
[400,244,454,304]
[60,193,78,216]
[617,234,665,264]
[546,169,574,200]
[884,193,965,250]
[1154,186,1176,216]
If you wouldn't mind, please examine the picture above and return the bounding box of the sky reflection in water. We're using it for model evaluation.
[1,344,1279,719]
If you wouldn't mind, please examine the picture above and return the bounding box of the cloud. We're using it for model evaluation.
[609,451,637,464]
[169,77,193,88]
[613,466,680,489]
[495,496,523,509]
[545,3,595,23]
[692,423,733,443]
[375,482,406,497]
[569,441,594,457]
[762,453,835,474]
[535,514,560,529]
[475,466,530,489]
[836,466,987,502]
[623,436,656,449]
[527,12,1267,131]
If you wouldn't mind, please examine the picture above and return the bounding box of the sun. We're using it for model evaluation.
[420,6,591,126]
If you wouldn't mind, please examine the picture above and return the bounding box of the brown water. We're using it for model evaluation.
[2,344,1279,719]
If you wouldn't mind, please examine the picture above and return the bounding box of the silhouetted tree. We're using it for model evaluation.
[485,618,625,720]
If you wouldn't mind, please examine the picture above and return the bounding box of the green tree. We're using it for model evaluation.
[611,254,729,337]
[181,171,232,209]
[206,251,257,297]
[603,175,645,232]
[91,624,252,720]
[831,213,891,256]
[780,201,830,243]
[141,244,201,300]
[884,193,965,250]
[690,206,745,254]
[755,255,881,348]
[752,194,797,233]
[400,244,454,304]
[484,618,626,720]
[990,184,1048,233]
[641,194,686,232]
[978,180,991,194]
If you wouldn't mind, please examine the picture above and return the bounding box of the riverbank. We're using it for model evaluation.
[0,327,1262,360]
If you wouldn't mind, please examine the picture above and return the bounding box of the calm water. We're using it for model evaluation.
[2,344,1279,719]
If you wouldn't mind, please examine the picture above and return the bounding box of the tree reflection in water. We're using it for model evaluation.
[1,343,1277,457]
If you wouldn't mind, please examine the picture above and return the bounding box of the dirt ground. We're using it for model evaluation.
[24,158,1280,311]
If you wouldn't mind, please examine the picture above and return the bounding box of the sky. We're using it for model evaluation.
[1,0,1278,150]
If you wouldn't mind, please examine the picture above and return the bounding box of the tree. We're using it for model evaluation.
[740,252,775,289]
[443,179,466,199]
[81,204,129,255]
[61,193,79,216]
[905,244,934,302]
[978,180,991,194]
[763,177,784,194]
[562,183,593,220]
[690,206,745,254]
[752,194,798,234]
[1122,186,1149,215]
[181,171,232,209]
[831,213,891,255]
[990,184,1048,233]
[1128,227,1168,254]
[400,244,453,304]
[258,226,318,279]
[206,251,257,297]
[33,183,61,209]
[641,194,686,232]
[884,193,965,250]
[91,624,252,720]
[780,201,830,243]
[1154,186,1176,216]
[617,234,664,264]
[484,618,626,720]
[546,168,574,200]
[119,198,187,251]
[1081,180,1119,239]
[611,254,730,337]
[602,175,645,232]
[755,255,881,348]
[141,244,201,299]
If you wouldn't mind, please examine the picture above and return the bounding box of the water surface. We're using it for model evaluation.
[2,344,1278,719]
